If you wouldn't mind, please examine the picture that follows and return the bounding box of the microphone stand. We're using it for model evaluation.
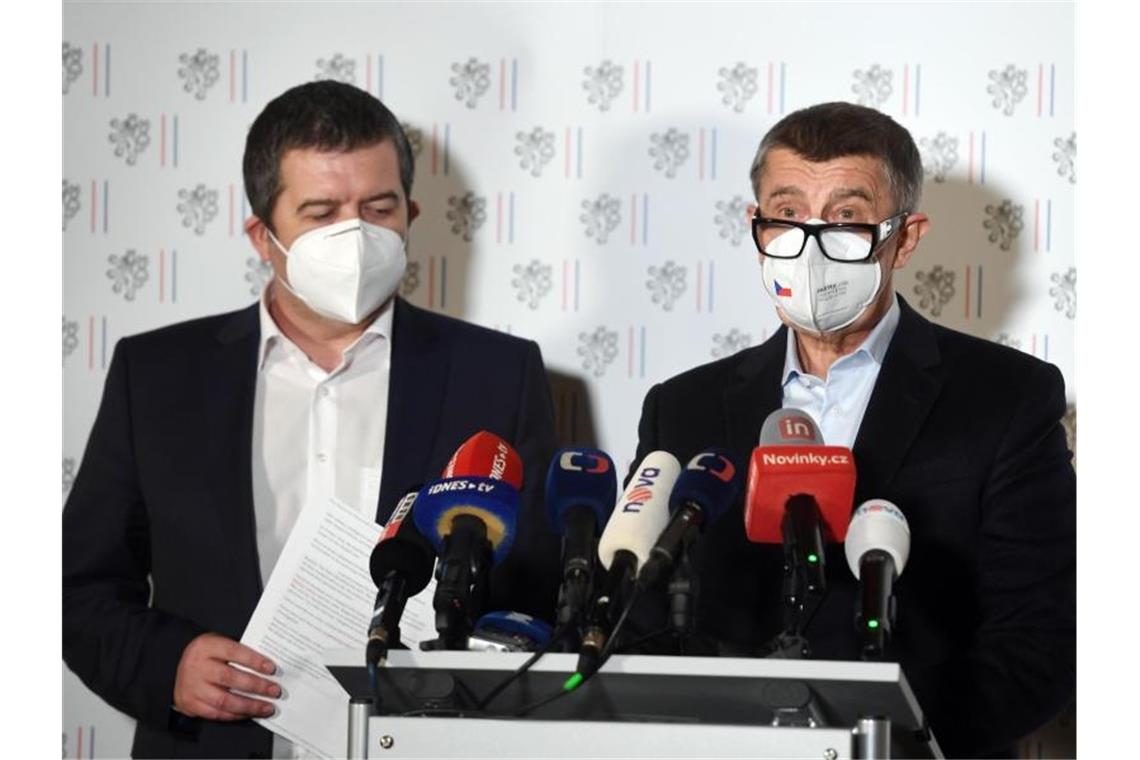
[767,495,826,659]
[667,533,698,655]
[425,515,492,651]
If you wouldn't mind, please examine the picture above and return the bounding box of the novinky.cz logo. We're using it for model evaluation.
[761,451,850,467]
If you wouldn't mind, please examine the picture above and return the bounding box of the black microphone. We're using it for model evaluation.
[845,499,911,660]
[638,448,741,589]
[366,489,435,667]
[545,448,617,641]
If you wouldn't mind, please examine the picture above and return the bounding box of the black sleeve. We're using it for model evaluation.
[62,341,205,730]
[933,362,1076,757]
[488,340,561,621]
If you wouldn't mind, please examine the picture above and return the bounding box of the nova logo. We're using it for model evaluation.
[775,280,792,297]
[624,487,653,503]
[687,452,736,483]
[780,417,816,441]
[621,467,661,512]
[559,451,611,474]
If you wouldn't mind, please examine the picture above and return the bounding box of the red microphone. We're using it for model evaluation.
[441,430,524,489]
[745,409,857,645]
[744,410,856,544]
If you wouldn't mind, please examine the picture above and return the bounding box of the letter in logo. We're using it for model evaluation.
[779,416,815,441]
[559,451,612,474]
[687,452,736,483]
[624,487,653,504]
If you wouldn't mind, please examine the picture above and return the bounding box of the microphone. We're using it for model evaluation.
[845,499,910,660]
[441,430,524,488]
[744,409,856,641]
[545,448,617,638]
[638,449,741,589]
[579,451,679,675]
[469,611,555,652]
[413,431,524,649]
[366,489,436,666]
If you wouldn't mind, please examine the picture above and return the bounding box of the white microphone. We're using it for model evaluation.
[844,499,911,660]
[578,451,679,676]
[598,451,680,572]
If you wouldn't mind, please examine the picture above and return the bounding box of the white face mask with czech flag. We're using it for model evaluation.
[760,218,883,334]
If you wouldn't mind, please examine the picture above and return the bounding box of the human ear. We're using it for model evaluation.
[891,213,931,270]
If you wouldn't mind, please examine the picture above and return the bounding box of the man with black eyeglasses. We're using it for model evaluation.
[629,102,1075,758]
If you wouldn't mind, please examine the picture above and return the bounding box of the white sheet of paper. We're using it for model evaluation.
[240,496,384,758]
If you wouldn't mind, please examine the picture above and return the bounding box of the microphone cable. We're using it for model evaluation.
[512,586,644,718]
[474,621,573,710]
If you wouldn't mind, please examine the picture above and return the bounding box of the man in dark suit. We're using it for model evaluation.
[630,102,1075,758]
[62,81,560,758]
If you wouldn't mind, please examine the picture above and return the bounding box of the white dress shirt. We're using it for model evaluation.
[250,284,393,759]
[781,295,900,448]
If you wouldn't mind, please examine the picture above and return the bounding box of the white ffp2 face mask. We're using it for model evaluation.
[268,218,407,324]
[760,219,884,334]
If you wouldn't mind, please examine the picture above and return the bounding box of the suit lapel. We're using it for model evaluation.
[852,296,944,497]
[724,327,788,458]
[377,298,450,522]
[211,304,263,596]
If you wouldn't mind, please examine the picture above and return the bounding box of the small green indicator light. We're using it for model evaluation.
[564,673,584,692]
[867,619,880,630]
[807,553,819,564]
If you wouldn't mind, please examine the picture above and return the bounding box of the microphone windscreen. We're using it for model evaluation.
[369,526,435,595]
[746,408,855,544]
[378,488,420,543]
[442,430,524,489]
[370,488,435,593]
[413,476,520,564]
[597,451,680,570]
[845,499,911,579]
[545,448,617,533]
[759,408,824,446]
[668,448,741,527]
[472,610,554,647]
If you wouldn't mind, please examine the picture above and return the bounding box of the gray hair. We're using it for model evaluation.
[748,102,923,214]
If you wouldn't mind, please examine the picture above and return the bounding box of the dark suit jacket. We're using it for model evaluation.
[630,296,1075,758]
[62,297,560,759]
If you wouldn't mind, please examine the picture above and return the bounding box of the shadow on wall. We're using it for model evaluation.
[397,118,602,450]
[906,175,1028,338]
[918,178,1078,759]
[397,119,479,320]
[547,370,600,448]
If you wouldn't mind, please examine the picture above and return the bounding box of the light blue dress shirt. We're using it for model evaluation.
[781,295,901,448]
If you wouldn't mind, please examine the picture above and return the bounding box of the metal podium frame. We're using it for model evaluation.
[324,649,943,759]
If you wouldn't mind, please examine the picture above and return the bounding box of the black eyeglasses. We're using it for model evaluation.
[751,213,909,262]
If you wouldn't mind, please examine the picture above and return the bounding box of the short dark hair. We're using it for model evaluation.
[242,80,415,230]
[749,102,923,214]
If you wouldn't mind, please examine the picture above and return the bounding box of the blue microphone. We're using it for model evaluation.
[545,448,617,634]
[638,448,741,589]
[469,611,555,652]
[414,476,520,649]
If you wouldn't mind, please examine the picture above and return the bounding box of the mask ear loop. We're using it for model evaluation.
[262,228,309,305]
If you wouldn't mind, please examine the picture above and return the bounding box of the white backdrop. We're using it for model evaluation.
[62,2,1075,756]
